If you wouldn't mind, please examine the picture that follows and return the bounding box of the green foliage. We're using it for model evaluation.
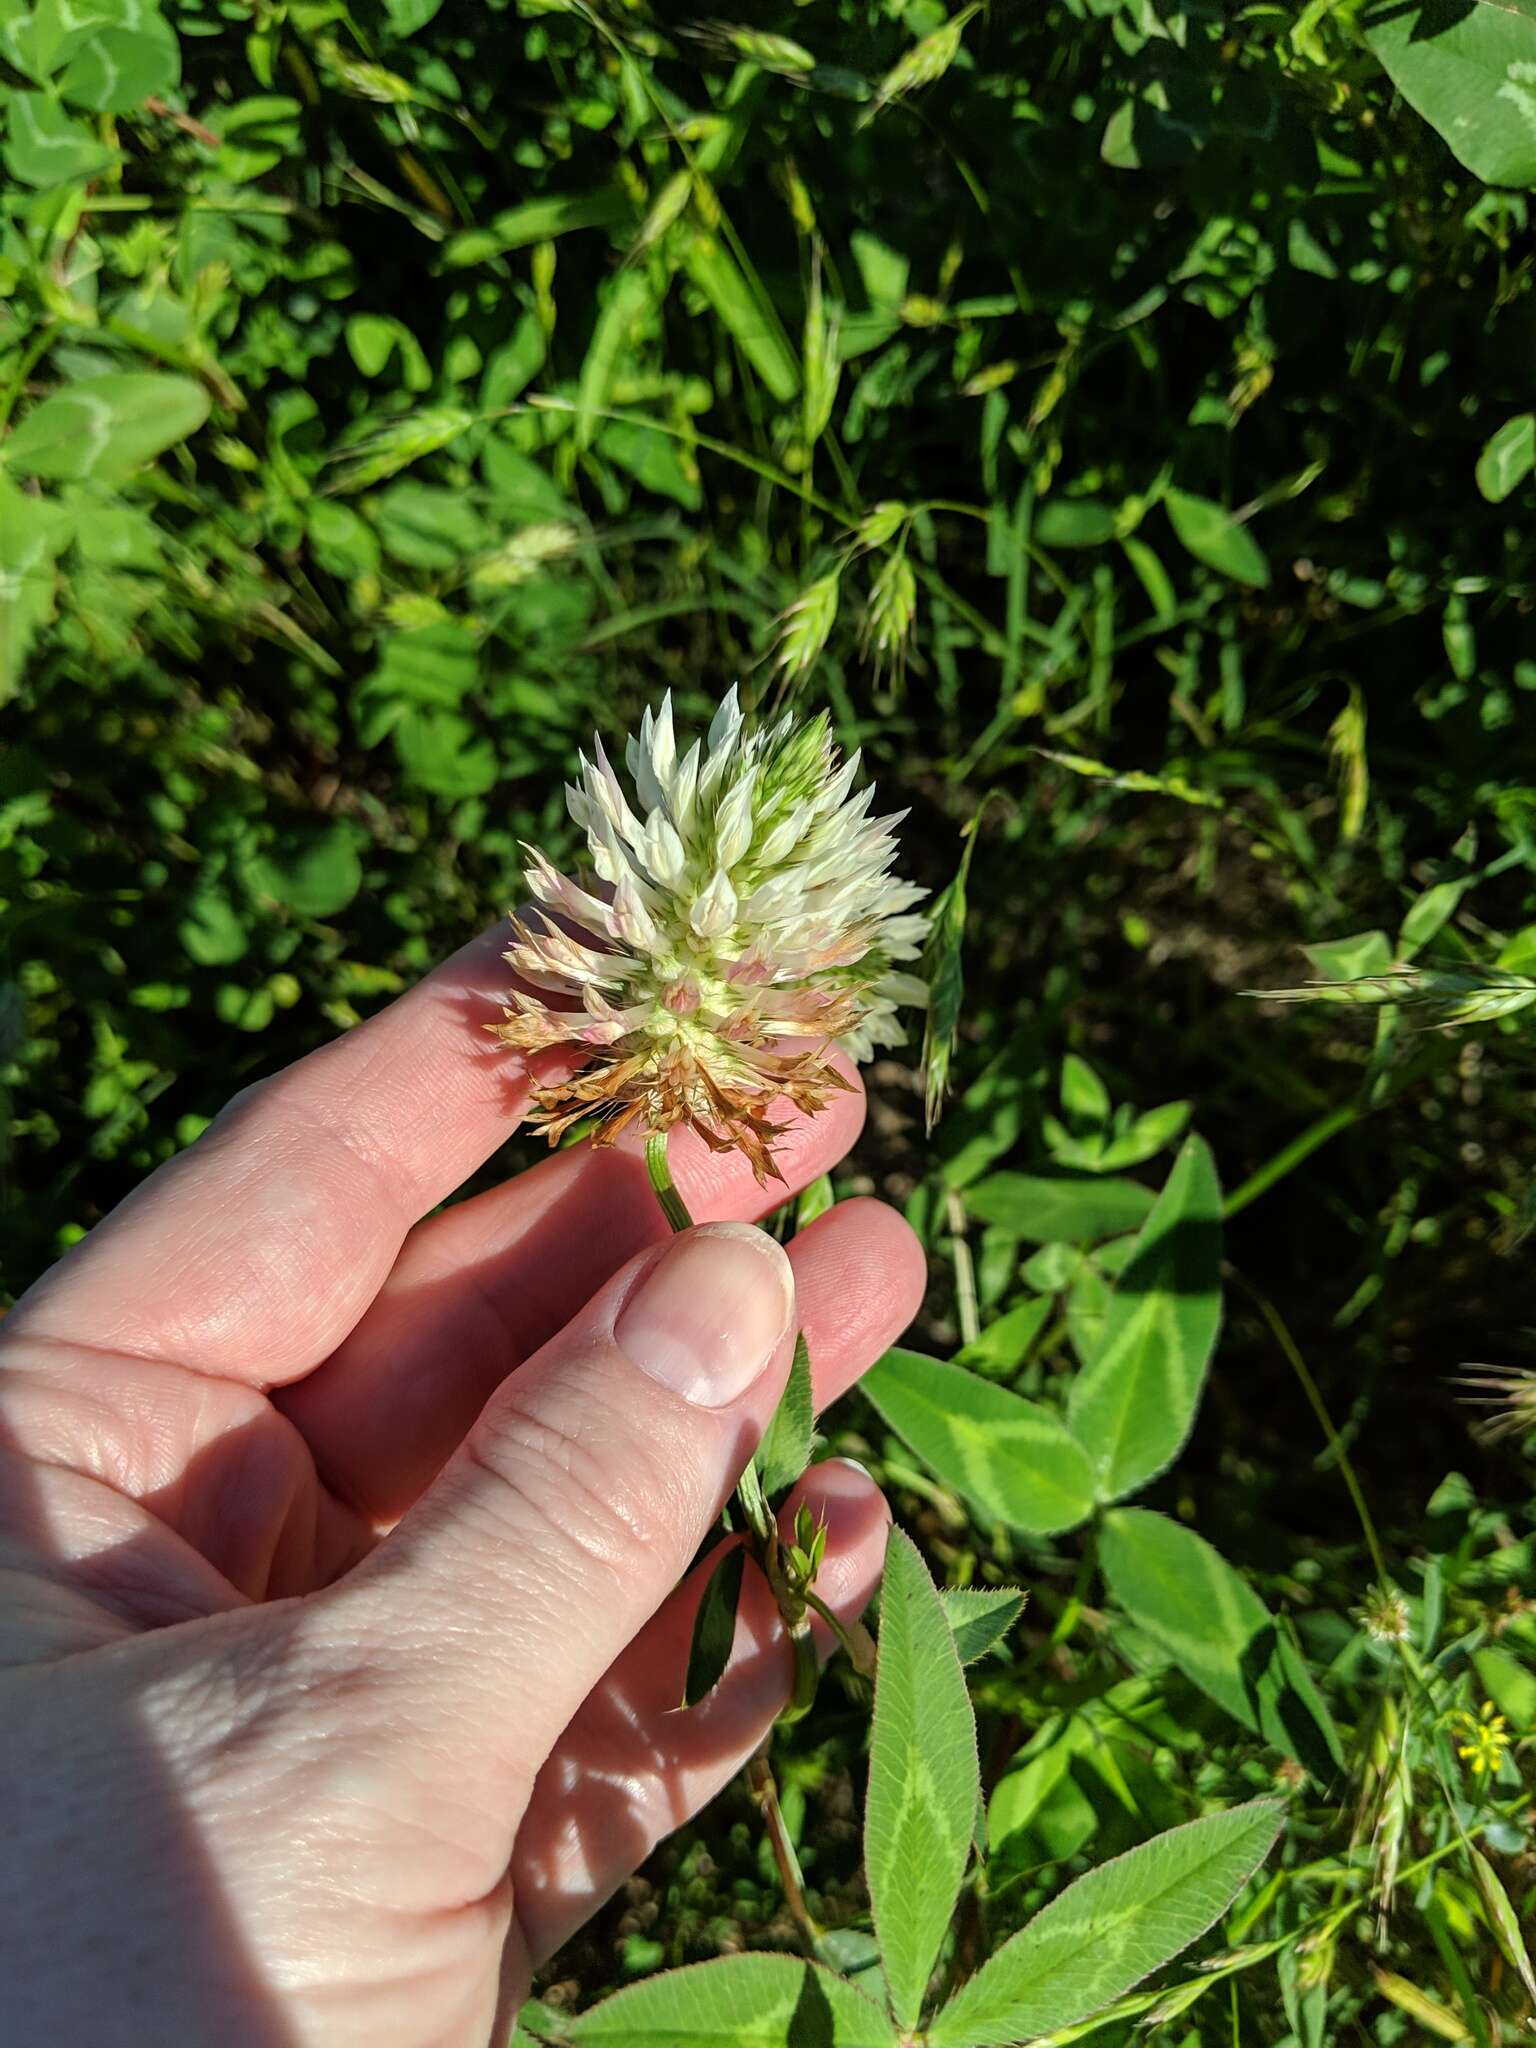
[1067,1134,1223,1500]
[555,1953,896,2044]
[1164,488,1271,591]
[569,1526,1276,2043]
[1101,1508,1343,1778]
[928,1801,1285,2047]
[1478,414,1536,505]
[863,1527,978,2028]
[938,1584,1027,1665]
[681,1544,746,1712]
[962,1172,1156,1242]
[756,1332,816,1498]
[2,372,209,482]
[1364,0,1536,187]
[862,1345,1099,1534]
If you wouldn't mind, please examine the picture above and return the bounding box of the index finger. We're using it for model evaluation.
[8,926,563,1383]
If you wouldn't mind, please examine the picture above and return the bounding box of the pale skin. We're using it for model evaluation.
[0,925,927,2046]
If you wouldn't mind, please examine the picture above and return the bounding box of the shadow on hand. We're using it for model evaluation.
[0,1420,299,2045]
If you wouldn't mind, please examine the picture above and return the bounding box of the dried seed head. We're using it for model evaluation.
[1457,1363,1536,1443]
[491,689,927,1178]
[1354,1584,1412,1644]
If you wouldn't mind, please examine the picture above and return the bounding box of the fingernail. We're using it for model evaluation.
[615,1223,794,1408]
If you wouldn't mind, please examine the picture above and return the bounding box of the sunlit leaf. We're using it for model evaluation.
[929,1801,1285,2047]
[564,1954,898,2044]
[1364,0,1536,188]
[865,1527,978,2030]
[863,1349,1096,1535]
[1067,1137,1222,1500]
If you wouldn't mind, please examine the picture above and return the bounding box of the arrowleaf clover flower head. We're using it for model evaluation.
[492,688,928,1180]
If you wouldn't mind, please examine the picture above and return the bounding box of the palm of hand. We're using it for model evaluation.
[0,931,917,2046]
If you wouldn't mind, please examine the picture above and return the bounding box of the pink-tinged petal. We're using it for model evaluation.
[496,691,927,1179]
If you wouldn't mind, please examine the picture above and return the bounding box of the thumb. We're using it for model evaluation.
[314,1221,795,1804]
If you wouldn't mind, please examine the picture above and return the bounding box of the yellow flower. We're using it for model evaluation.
[1451,1700,1511,1780]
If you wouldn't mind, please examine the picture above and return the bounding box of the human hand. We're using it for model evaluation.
[0,926,925,2046]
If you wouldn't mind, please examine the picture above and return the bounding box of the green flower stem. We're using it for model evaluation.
[775,1621,820,1727]
[643,1126,824,1724]
[644,1128,695,1235]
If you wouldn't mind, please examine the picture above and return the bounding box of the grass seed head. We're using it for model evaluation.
[862,549,917,683]
[867,4,980,117]
[716,24,817,74]
[631,169,694,255]
[322,407,474,495]
[772,572,841,688]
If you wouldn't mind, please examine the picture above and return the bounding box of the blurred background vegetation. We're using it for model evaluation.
[4,0,1536,2039]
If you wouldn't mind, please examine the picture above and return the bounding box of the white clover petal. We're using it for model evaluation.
[690,867,738,939]
[671,739,702,835]
[609,868,660,952]
[585,735,645,847]
[641,809,687,888]
[714,770,757,868]
[818,749,861,815]
[628,695,677,813]
[649,693,677,788]
[740,870,808,923]
[708,685,743,756]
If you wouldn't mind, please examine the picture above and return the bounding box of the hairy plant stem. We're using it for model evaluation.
[747,1752,822,1954]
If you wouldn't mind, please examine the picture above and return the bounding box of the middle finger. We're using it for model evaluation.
[275,1073,872,1521]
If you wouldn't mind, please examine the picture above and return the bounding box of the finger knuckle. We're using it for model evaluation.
[462,1384,676,1588]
